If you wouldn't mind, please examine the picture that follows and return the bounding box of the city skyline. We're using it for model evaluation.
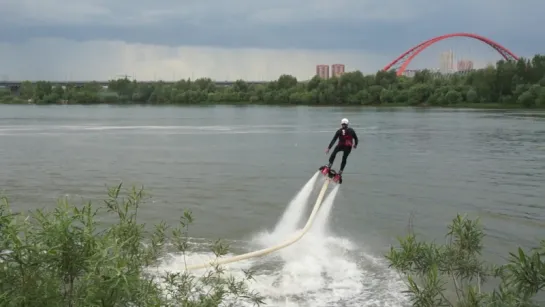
[0,35,514,82]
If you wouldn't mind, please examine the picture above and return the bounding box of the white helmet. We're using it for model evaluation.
[341,118,349,125]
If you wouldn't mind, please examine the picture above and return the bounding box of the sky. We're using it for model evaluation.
[0,0,543,81]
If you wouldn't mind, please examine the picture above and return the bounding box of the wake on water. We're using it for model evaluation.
[148,172,409,306]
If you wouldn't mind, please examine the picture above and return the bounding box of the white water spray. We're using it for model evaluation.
[149,173,410,306]
[270,172,319,238]
[243,180,407,306]
[310,184,340,236]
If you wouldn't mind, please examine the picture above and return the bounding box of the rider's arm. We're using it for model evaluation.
[351,128,359,146]
[328,129,340,149]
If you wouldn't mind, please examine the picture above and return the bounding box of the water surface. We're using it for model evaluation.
[1,104,544,306]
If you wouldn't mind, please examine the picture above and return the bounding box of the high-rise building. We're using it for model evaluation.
[440,50,454,73]
[331,64,345,77]
[316,65,329,79]
[457,60,474,71]
[402,70,418,77]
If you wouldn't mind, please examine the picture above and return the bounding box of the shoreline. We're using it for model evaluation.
[1,100,544,110]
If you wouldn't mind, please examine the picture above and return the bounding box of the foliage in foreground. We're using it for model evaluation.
[2,54,545,108]
[386,214,545,306]
[0,183,265,307]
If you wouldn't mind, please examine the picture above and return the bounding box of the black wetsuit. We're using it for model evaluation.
[327,126,358,172]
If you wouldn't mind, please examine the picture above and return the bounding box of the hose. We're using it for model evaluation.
[183,178,331,271]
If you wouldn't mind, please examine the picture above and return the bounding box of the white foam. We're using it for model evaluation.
[270,172,319,239]
[310,184,340,236]
[150,234,409,306]
[147,175,410,306]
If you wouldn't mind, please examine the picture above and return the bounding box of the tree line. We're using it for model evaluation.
[1,54,545,108]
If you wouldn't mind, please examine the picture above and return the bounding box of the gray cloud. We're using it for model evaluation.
[2,0,542,53]
[0,38,394,81]
[0,0,543,80]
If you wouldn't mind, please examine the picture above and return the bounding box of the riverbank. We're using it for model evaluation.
[1,96,543,110]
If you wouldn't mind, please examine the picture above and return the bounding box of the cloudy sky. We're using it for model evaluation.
[0,0,542,81]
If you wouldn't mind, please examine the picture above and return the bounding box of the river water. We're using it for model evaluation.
[1,104,544,306]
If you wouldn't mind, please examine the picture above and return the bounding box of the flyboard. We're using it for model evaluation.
[318,165,343,184]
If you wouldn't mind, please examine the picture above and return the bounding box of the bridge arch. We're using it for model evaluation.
[382,32,519,76]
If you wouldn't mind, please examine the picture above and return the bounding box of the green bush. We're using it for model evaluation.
[0,183,265,307]
[385,214,545,306]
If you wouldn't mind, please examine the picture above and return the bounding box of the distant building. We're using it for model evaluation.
[457,60,474,71]
[402,69,418,77]
[485,61,496,69]
[331,64,345,77]
[316,65,329,79]
[440,50,454,73]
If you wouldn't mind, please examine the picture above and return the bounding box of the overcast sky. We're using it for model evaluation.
[0,0,542,81]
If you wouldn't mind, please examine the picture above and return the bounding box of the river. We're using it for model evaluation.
[1,104,544,306]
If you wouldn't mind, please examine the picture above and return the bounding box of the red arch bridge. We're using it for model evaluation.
[382,32,520,76]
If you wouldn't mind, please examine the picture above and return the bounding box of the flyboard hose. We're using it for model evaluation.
[183,178,331,271]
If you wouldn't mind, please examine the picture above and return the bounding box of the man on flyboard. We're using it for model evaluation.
[319,118,358,184]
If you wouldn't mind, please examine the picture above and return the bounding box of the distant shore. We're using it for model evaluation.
[1,54,544,108]
[1,96,543,110]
